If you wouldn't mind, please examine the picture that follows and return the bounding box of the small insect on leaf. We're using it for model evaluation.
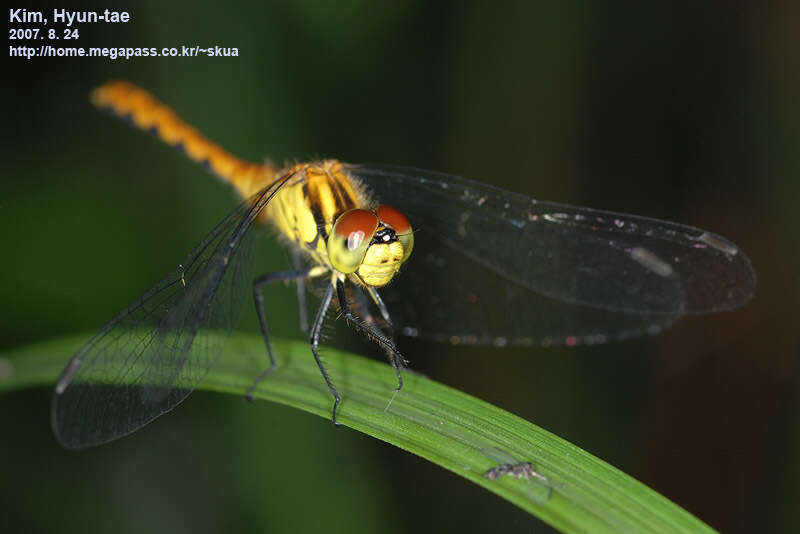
[482,447,553,505]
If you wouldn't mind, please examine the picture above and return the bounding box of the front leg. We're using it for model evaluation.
[366,286,397,347]
[336,278,406,393]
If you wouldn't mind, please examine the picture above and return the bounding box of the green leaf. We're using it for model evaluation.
[0,333,714,534]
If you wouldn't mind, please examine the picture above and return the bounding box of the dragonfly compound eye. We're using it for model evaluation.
[377,205,414,262]
[328,209,379,274]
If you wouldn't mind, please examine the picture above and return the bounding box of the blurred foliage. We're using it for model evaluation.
[3,1,799,533]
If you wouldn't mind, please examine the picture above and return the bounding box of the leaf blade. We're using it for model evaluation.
[0,333,715,534]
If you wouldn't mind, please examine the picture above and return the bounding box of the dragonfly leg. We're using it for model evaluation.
[310,284,342,424]
[336,279,406,393]
[365,286,405,391]
[353,285,402,385]
[366,286,395,341]
[246,268,312,401]
[291,248,310,333]
[353,285,380,331]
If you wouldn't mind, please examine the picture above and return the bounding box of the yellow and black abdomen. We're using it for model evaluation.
[91,80,275,199]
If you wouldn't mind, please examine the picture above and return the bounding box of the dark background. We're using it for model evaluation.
[2,2,798,533]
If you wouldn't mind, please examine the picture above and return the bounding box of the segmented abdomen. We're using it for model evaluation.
[91,81,275,199]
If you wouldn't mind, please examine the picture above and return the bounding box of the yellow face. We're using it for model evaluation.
[327,205,414,287]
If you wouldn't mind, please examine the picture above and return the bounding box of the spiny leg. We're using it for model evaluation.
[364,287,426,379]
[364,286,406,390]
[336,279,406,393]
[353,285,403,383]
[353,285,380,330]
[246,268,313,400]
[366,286,396,344]
[310,284,342,424]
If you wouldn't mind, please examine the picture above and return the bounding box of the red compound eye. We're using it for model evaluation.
[377,205,411,234]
[334,209,378,247]
[329,209,380,274]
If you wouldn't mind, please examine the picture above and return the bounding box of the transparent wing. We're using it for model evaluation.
[51,175,291,449]
[351,164,755,346]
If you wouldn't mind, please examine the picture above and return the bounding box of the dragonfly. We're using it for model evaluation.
[51,81,756,450]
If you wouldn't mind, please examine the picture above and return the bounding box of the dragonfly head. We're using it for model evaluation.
[328,205,414,287]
